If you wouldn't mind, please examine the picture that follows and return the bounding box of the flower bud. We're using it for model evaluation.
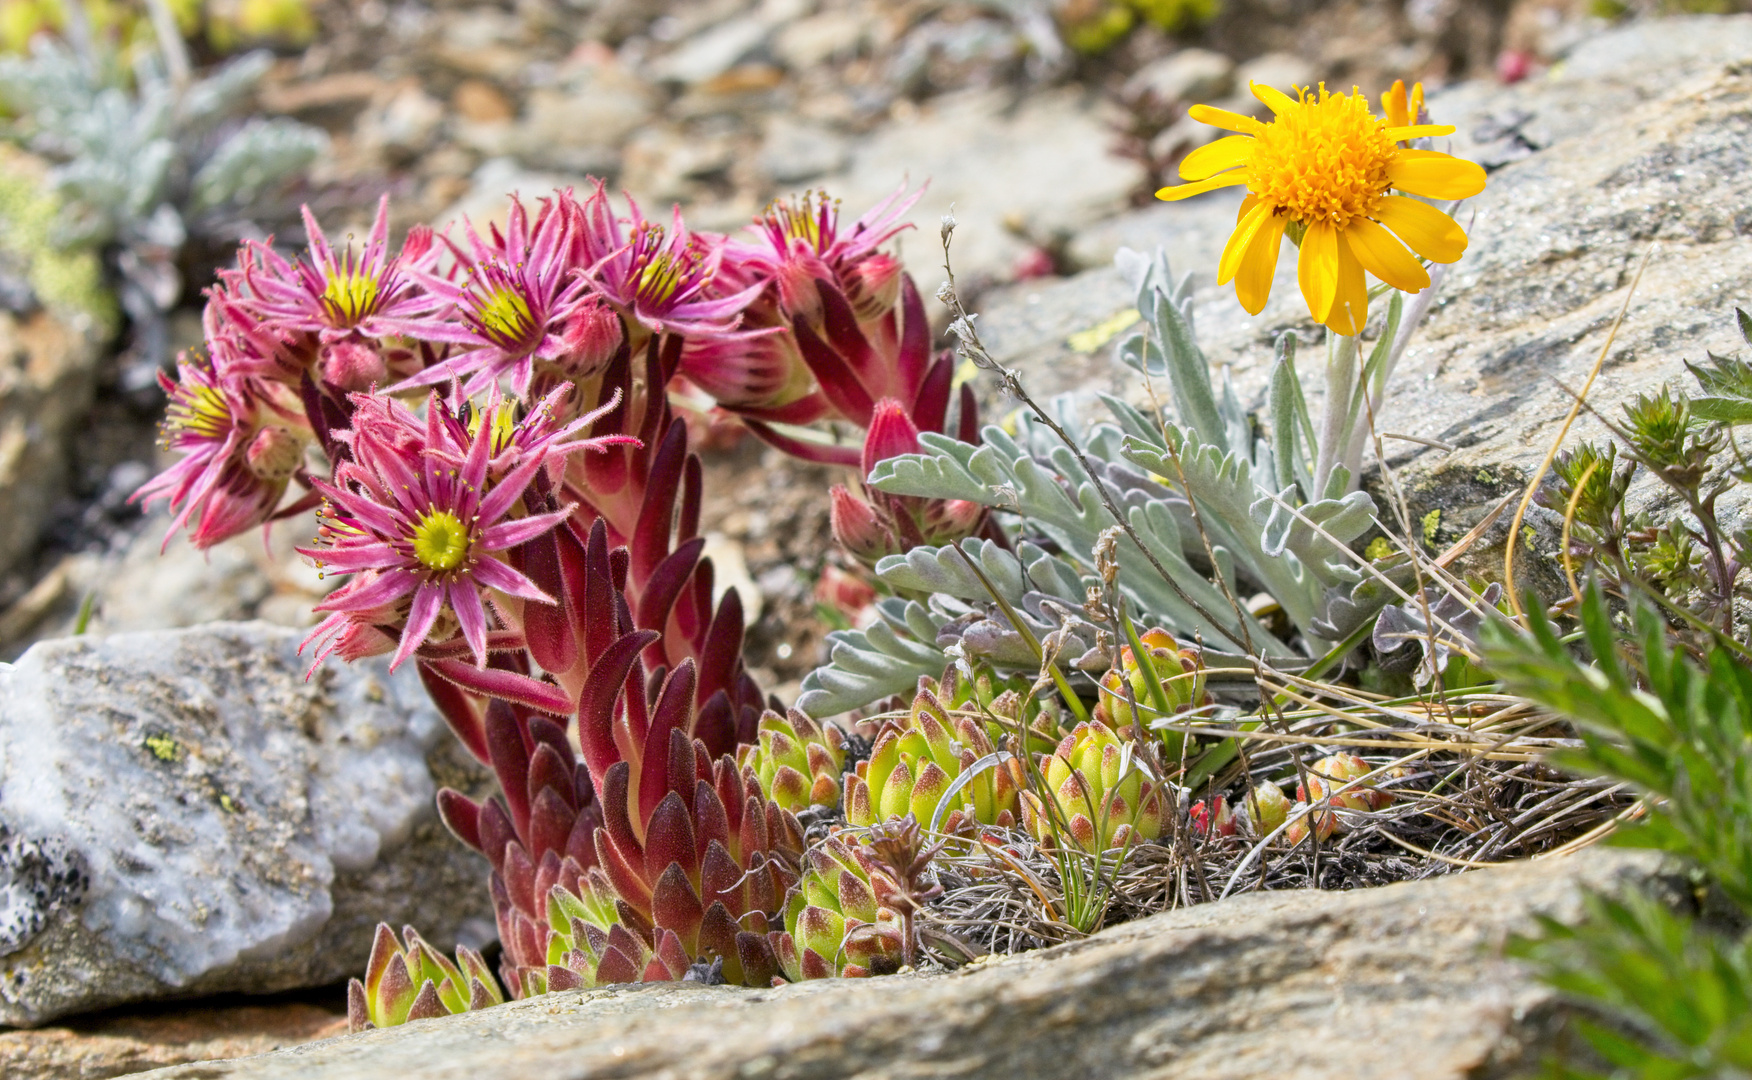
[843,252,902,323]
[245,425,305,482]
[829,485,898,566]
[814,564,876,623]
[556,299,623,380]
[321,337,388,391]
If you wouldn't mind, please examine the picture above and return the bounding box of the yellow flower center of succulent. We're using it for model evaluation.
[474,285,535,342]
[637,251,684,303]
[772,192,832,248]
[466,401,518,454]
[410,509,470,571]
[1247,87,1396,230]
[167,383,233,440]
[321,268,380,327]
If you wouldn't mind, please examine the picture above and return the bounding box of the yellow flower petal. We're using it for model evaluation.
[1385,124,1456,140]
[1344,216,1430,294]
[1188,104,1263,134]
[1324,233,1369,335]
[1235,213,1288,315]
[1251,82,1299,116]
[1218,201,1273,286]
[1373,196,1468,263]
[1298,220,1339,323]
[1179,135,1255,181]
[1236,193,1259,224]
[1156,171,1249,202]
[1382,80,1410,128]
[1386,149,1487,200]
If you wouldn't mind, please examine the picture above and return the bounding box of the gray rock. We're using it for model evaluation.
[757,115,851,184]
[132,848,1670,1080]
[772,10,872,71]
[827,87,1144,288]
[502,59,660,174]
[46,511,329,649]
[1235,50,1317,94]
[979,15,1752,558]
[1125,47,1235,103]
[620,125,739,206]
[648,17,772,86]
[0,622,493,1027]
[353,85,445,167]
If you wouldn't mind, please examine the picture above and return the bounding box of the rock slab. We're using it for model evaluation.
[1,999,346,1079]
[977,16,1752,553]
[0,622,492,1027]
[135,848,1669,1080]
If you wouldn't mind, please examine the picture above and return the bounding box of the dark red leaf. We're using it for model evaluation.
[643,791,698,885]
[436,788,482,852]
[417,662,488,764]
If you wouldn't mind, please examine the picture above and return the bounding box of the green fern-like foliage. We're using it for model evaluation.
[1485,587,1752,1075]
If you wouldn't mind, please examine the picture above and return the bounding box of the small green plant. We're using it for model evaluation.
[1538,309,1752,651]
[1486,584,1752,1076]
[0,31,324,371]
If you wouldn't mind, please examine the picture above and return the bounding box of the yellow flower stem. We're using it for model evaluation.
[1311,330,1360,499]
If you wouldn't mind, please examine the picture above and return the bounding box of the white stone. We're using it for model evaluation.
[1125,47,1235,102]
[827,88,1144,287]
[648,17,772,85]
[773,10,871,70]
[0,622,491,1026]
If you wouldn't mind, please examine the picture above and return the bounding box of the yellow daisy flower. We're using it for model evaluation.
[1158,81,1486,335]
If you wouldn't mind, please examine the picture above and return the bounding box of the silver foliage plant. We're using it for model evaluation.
[0,37,327,371]
[797,245,1439,718]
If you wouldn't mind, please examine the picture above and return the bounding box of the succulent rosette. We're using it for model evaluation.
[771,833,911,981]
[1244,780,1293,836]
[1020,720,1168,853]
[347,923,503,1032]
[1243,756,1391,845]
[844,686,1023,832]
[738,708,849,812]
[435,523,799,997]
[1095,627,1211,756]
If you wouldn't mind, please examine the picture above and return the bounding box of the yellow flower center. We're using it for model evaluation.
[167,383,233,440]
[410,509,470,571]
[475,286,535,342]
[637,251,684,303]
[322,268,380,327]
[771,192,833,248]
[466,401,518,454]
[1248,87,1396,230]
